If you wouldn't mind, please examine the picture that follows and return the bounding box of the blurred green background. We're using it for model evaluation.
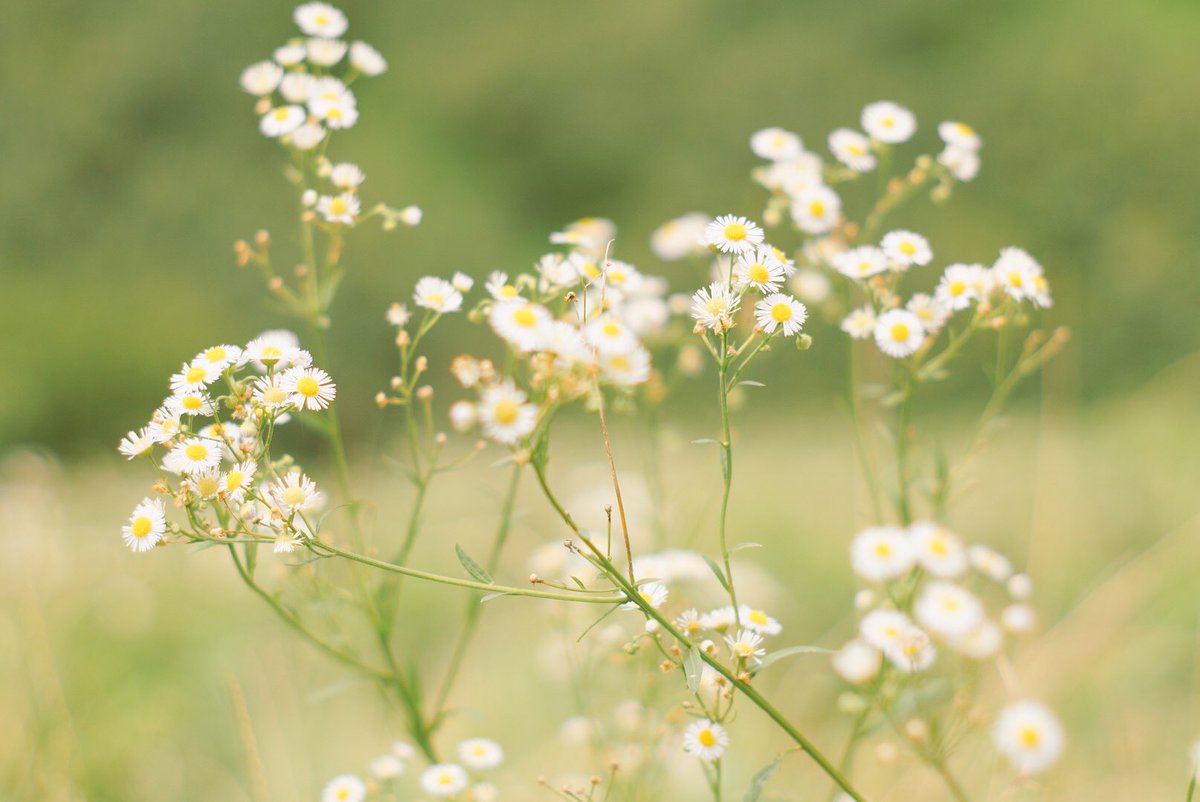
[3,0,1199,451]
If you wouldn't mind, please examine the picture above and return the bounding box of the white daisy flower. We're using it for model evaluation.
[936,263,986,310]
[682,719,728,762]
[122,498,166,553]
[293,122,326,150]
[789,268,832,304]
[915,581,985,640]
[851,526,916,582]
[169,360,221,395]
[420,763,469,797]
[244,329,306,371]
[549,217,616,253]
[282,366,336,411]
[840,305,878,339]
[392,741,416,760]
[600,348,651,387]
[992,701,1065,775]
[725,628,766,663]
[316,192,360,225]
[690,282,740,331]
[118,428,156,459]
[368,754,404,780]
[349,41,387,76]
[146,408,184,442]
[270,471,320,515]
[194,344,242,372]
[701,605,737,632]
[295,3,348,38]
[733,245,787,292]
[859,609,913,651]
[457,738,504,770]
[832,639,882,684]
[758,153,825,197]
[883,625,937,673]
[828,128,877,172]
[260,105,305,138]
[599,258,643,294]
[399,205,422,226]
[240,61,283,96]
[790,185,842,234]
[321,774,366,802]
[274,43,307,67]
[908,521,968,577]
[163,437,222,475]
[881,230,932,268]
[938,145,981,182]
[279,71,316,103]
[704,214,764,254]
[832,246,889,280]
[938,121,982,151]
[951,619,1004,659]
[448,401,477,432]
[1030,273,1053,309]
[754,293,807,336]
[484,271,521,299]
[478,381,538,445]
[584,315,638,354]
[992,247,1043,302]
[386,303,411,327]
[676,609,704,638]
[968,545,1013,582]
[535,253,579,288]
[907,293,950,334]
[252,375,293,410]
[186,468,223,500]
[1001,603,1037,634]
[862,101,917,144]
[650,213,710,260]
[329,162,365,189]
[540,321,592,369]
[874,309,925,358]
[620,295,670,337]
[624,581,668,610]
[750,127,803,161]
[413,276,463,313]
[451,271,474,292]
[221,460,257,503]
[306,37,347,67]
[489,300,551,352]
[739,606,782,636]
[165,391,214,419]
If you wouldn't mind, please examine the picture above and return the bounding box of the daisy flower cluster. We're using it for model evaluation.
[320,737,503,802]
[834,520,1063,775]
[116,330,336,554]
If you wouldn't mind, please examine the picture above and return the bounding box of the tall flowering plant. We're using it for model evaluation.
[110,5,1130,802]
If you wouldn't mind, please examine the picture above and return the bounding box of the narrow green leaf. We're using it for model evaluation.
[455,544,493,584]
[576,604,622,643]
[691,438,720,445]
[683,647,704,694]
[479,591,513,603]
[737,380,766,388]
[744,753,787,802]
[701,554,729,591]
[244,541,258,579]
[730,541,763,553]
[753,644,834,672]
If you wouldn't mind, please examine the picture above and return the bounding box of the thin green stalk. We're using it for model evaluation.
[845,334,884,523]
[929,756,970,802]
[309,538,623,604]
[532,465,871,802]
[716,330,741,622]
[429,464,523,725]
[1186,775,1196,802]
[894,374,915,525]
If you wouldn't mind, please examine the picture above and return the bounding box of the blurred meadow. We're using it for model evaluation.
[3,0,1200,800]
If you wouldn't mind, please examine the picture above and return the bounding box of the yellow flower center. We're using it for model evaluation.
[948,280,966,296]
[296,376,320,397]
[185,366,207,384]
[204,347,226,363]
[131,516,152,537]
[261,345,282,361]
[327,107,343,121]
[704,298,729,317]
[881,116,895,128]
[609,355,631,371]
[890,323,910,342]
[930,537,948,556]
[602,321,621,337]
[329,197,347,215]
[747,264,769,284]
[182,395,203,411]
[609,269,627,284]
[263,386,288,405]
[282,486,307,507]
[513,307,537,328]
[899,241,917,256]
[439,774,454,785]
[733,642,754,657]
[848,143,864,155]
[314,13,329,25]
[1009,271,1023,287]
[226,470,245,489]
[956,123,975,137]
[493,400,520,425]
[427,292,444,307]
[723,223,747,241]
[185,444,208,461]
[196,476,220,497]
[749,610,768,626]
[770,303,792,323]
[874,543,892,557]
[1020,727,1040,747]
[808,201,825,217]
[499,285,519,297]
[698,729,717,747]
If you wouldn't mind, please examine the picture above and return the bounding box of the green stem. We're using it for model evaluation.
[310,538,623,604]
[717,331,741,623]
[844,329,884,523]
[1186,776,1196,802]
[429,465,523,725]
[894,374,915,525]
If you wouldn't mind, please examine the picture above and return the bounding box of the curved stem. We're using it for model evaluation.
[717,331,741,623]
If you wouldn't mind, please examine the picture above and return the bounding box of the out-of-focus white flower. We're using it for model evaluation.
[240,61,283,96]
[478,381,538,445]
[306,37,348,67]
[420,764,469,797]
[413,277,463,313]
[969,545,1013,582]
[833,639,882,684]
[939,145,981,182]
[321,774,366,802]
[841,306,877,339]
[750,127,803,161]
[862,101,917,144]
[260,105,305,138]
[829,128,876,172]
[458,738,504,770]
[938,121,982,151]
[1001,603,1037,634]
[881,230,933,269]
[316,192,359,224]
[650,213,710,260]
[914,581,985,639]
[349,41,387,76]
[992,700,1065,775]
[790,185,841,234]
[908,521,968,578]
[832,246,888,280]
[295,3,348,38]
[851,526,916,581]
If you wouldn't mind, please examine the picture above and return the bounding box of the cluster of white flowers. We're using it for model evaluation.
[321,738,502,801]
[116,330,334,553]
[687,215,809,339]
[834,520,1062,774]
